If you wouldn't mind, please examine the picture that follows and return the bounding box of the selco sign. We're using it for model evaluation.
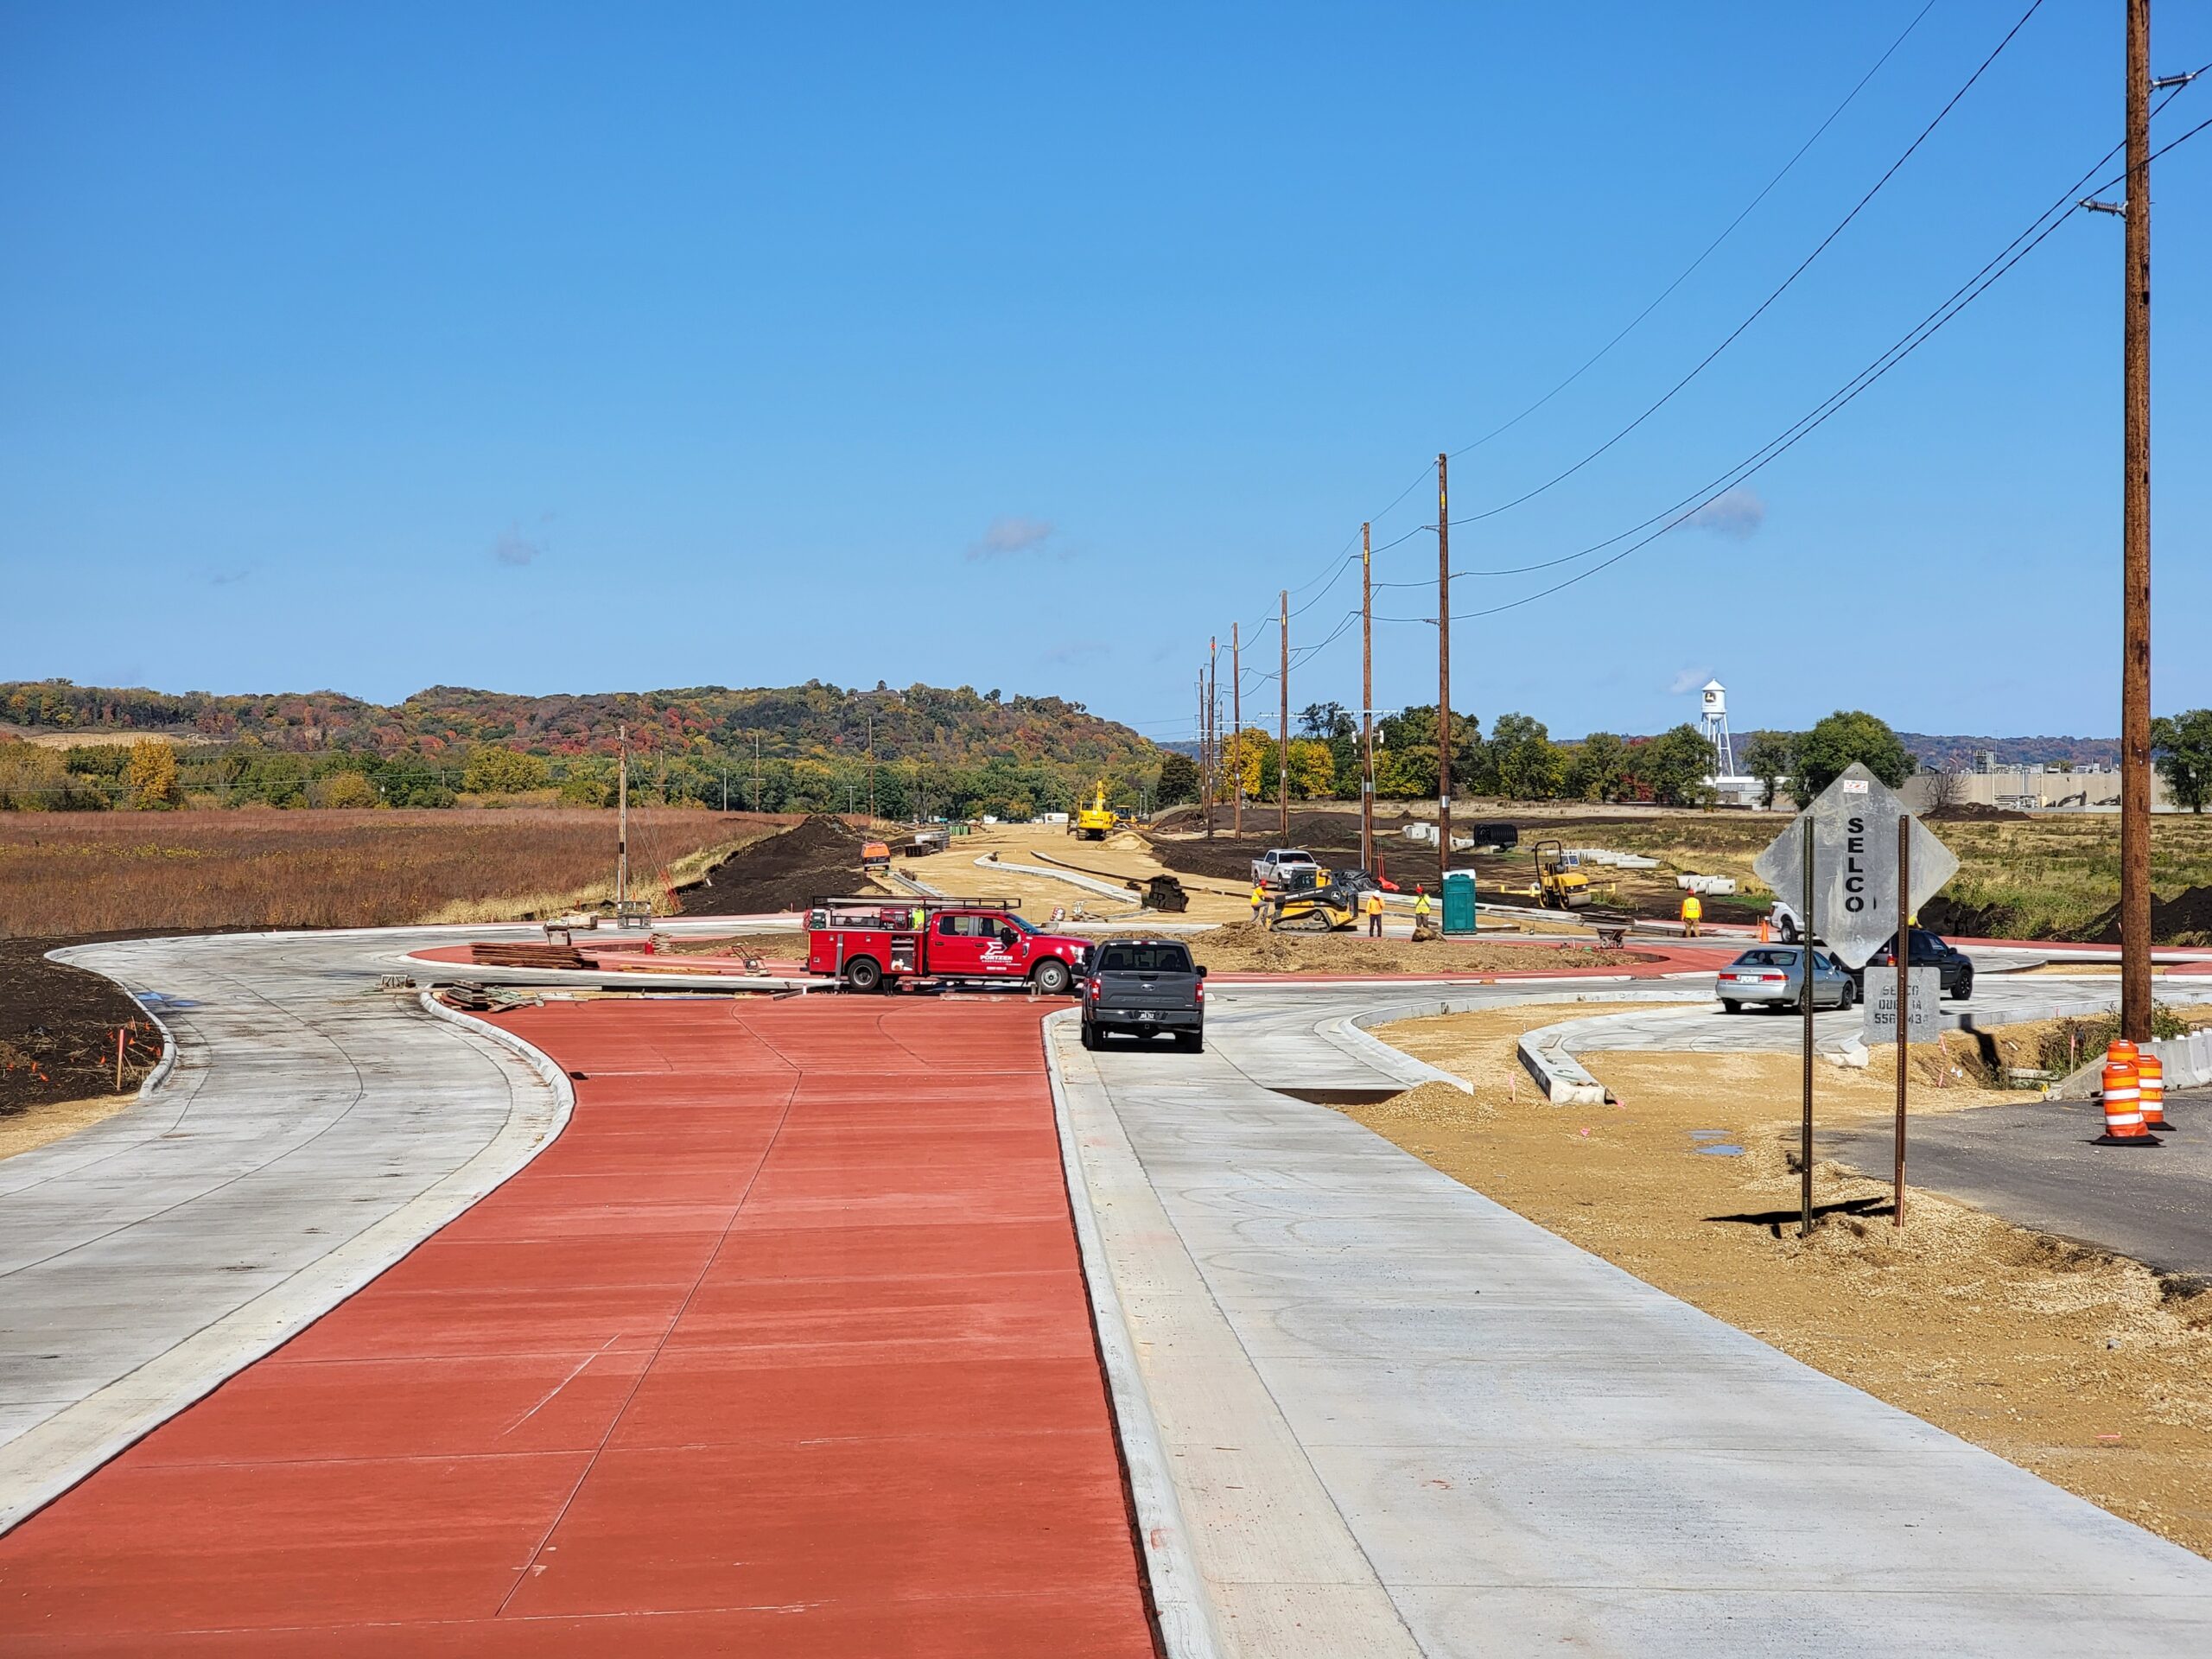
[1752,763,1960,970]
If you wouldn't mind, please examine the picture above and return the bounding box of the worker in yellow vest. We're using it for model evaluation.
[1680,892,1702,938]
[1412,886,1433,939]
[1249,882,1267,924]
[1363,887,1385,938]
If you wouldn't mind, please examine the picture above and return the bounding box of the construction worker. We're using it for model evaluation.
[1363,886,1385,938]
[1412,885,1433,939]
[1680,891,1702,938]
[1249,881,1267,924]
[910,903,925,931]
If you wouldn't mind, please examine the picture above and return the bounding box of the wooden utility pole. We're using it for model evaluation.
[1436,454,1452,893]
[2120,0,2153,1042]
[1279,589,1291,842]
[1231,623,1243,836]
[615,722,629,906]
[1361,521,1374,874]
[1203,668,1221,836]
[1209,636,1219,836]
[867,712,876,821]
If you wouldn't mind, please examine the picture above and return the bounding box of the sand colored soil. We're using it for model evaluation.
[933,823,1255,925]
[1360,1003,2212,1557]
[1189,922,1650,976]
[0,1090,137,1163]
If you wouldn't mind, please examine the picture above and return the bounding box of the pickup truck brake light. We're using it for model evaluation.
[1193,981,1205,1003]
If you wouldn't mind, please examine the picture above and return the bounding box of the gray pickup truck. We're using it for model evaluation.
[1079,938,1206,1052]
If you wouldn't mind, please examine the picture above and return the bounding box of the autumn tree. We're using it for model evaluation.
[1636,725,1718,807]
[124,740,183,810]
[1741,730,1796,810]
[1563,732,1630,803]
[462,746,550,794]
[1791,711,1910,804]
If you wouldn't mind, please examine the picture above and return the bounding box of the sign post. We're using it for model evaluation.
[1754,764,1960,1236]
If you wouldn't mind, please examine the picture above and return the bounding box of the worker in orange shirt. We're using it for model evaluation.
[1680,891,1702,938]
[1249,881,1267,925]
[1363,887,1385,938]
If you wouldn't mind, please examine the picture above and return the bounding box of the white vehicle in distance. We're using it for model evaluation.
[1767,899,1803,943]
[1250,849,1319,889]
[1717,944,1857,1014]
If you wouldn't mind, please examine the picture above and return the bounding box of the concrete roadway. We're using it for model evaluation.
[1831,1090,2212,1279]
[1064,980,2212,1656]
[0,920,787,1535]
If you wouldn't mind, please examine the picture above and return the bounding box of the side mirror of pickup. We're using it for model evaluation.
[1195,964,1209,978]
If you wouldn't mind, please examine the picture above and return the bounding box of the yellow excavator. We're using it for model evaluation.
[1071,781,1119,841]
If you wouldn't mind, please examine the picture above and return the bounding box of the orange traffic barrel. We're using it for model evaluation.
[2139,1051,2170,1131]
[2094,1045,2158,1147]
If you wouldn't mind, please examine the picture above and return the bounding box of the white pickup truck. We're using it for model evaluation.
[1250,849,1320,889]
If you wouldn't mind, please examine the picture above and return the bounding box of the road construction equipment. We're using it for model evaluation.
[1265,873,1362,932]
[1071,782,1119,841]
[1531,839,1595,910]
[861,841,891,871]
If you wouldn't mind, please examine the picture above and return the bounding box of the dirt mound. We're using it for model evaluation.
[1192,921,1652,976]
[1926,803,2032,822]
[2084,884,2212,948]
[676,815,875,914]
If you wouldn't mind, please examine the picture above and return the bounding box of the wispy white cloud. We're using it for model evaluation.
[492,524,544,567]
[968,515,1057,561]
[1675,486,1765,539]
[1666,665,1715,696]
[1042,639,1110,665]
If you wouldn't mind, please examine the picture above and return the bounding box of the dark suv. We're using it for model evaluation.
[1080,939,1205,1052]
[1848,927,1974,1001]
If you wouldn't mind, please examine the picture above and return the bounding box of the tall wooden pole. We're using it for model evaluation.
[1436,454,1452,893]
[1198,672,1211,836]
[867,713,875,821]
[2120,0,2153,1042]
[1231,623,1243,837]
[1279,589,1291,842]
[616,722,629,906]
[1208,636,1219,836]
[1361,521,1374,874]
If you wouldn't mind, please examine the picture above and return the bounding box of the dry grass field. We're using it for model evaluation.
[0,809,792,936]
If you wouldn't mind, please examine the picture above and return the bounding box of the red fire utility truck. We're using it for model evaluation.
[804,895,1088,995]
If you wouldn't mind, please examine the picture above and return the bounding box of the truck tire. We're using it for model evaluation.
[1177,1031,1204,1053]
[1079,1020,1100,1051]
[844,956,883,993]
[1030,958,1073,995]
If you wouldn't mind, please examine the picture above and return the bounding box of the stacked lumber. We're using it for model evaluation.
[467,941,596,971]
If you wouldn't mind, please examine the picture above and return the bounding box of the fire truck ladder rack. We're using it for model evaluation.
[809,895,1022,913]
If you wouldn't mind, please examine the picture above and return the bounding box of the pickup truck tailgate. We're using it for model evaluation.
[1096,969,1198,1010]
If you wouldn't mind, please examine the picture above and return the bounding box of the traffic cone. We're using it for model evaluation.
[2094,1045,2159,1147]
[2139,1051,2170,1132]
[1758,918,1771,943]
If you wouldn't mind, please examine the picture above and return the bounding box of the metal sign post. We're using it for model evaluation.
[1754,764,1961,1239]
[1896,816,1910,1228]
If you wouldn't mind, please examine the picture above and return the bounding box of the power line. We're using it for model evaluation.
[1373,108,2212,628]
[1446,0,1942,463]
[1450,0,2048,528]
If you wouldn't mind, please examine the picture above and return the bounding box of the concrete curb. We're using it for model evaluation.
[0,995,575,1537]
[1041,1008,1223,1659]
[130,996,176,1100]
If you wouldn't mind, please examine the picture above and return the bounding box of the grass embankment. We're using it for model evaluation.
[1360,1003,2212,1558]
[0,809,792,935]
[1499,810,2212,944]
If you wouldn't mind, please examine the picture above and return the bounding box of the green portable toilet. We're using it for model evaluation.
[1442,869,1478,936]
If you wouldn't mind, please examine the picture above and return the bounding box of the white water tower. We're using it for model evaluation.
[1699,679,1735,779]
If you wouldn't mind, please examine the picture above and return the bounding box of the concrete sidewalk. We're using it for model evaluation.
[1063,987,2212,1656]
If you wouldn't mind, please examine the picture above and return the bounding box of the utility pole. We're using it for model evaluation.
[2120,0,2154,1041]
[1198,671,1211,836]
[1361,520,1374,875]
[721,760,728,814]
[616,723,629,906]
[1279,588,1290,842]
[1436,453,1452,893]
[1209,636,1219,836]
[1231,622,1243,836]
[868,712,876,821]
[753,733,762,816]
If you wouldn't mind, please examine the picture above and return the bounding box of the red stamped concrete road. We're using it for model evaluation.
[0,998,1155,1656]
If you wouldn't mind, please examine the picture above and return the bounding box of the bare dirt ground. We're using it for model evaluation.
[1361,1003,2212,1557]
[931,823,1255,925]
[0,1090,137,1163]
[0,935,163,1119]
[1187,922,1651,976]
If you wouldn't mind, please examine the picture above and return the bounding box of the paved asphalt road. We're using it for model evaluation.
[1833,1089,2212,1279]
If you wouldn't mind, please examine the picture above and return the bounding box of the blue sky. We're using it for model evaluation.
[3,1,2208,746]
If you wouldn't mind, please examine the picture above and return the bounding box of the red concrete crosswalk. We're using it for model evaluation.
[0,998,1156,1656]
